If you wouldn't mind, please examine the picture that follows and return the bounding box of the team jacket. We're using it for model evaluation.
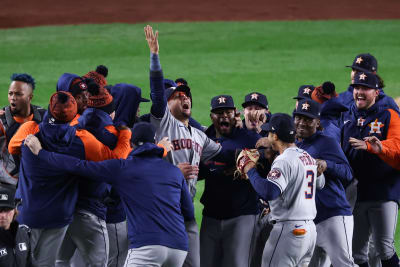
[297,131,353,224]
[14,112,131,228]
[35,143,194,251]
[341,99,400,202]
[0,222,31,267]
[0,105,46,185]
[320,98,348,143]
[199,126,261,220]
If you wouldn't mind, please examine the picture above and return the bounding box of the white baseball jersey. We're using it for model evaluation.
[151,107,221,197]
[266,147,318,222]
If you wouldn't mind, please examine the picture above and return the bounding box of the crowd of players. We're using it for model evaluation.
[1,24,400,267]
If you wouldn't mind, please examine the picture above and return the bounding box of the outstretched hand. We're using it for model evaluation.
[363,136,383,154]
[24,134,42,155]
[144,25,159,54]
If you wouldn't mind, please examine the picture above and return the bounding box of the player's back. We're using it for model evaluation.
[268,147,318,222]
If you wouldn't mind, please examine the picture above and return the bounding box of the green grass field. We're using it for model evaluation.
[1,20,400,250]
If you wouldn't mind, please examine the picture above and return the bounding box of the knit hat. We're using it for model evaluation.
[311,81,338,104]
[83,65,108,87]
[87,82,115,114]
[49,91,78,122]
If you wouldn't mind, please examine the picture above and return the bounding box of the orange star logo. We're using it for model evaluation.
[368,119,384,134]
[251,93,258,100]
[356,57,363,64]
[218,97,226,104]
[302,103,310,110]
[359,73,367,80]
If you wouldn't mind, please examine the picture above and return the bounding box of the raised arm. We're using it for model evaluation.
[144,25,167,118]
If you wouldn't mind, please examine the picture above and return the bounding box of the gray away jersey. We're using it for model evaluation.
[151,107,221,198]
[266,147,318,222]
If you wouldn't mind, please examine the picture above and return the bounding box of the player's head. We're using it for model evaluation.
[293,99,321,139]
[87,79,115,119]
[351,72,380,110]
[49,91,78,123]
[210,95,236,137]
[8,73,35,116]
[175,78,188,86]
[166,85,192,122]
[346,53,377,84]
[0,184,18,230]
[242,92,269,131]
[293,85,314,109]
[262,113,296,151]
[57,73,89,114]
[311,81,337,104]
[130,122,156,148]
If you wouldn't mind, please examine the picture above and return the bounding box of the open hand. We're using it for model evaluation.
[24,134,42,155]
[158,137,173,153]
[363,136,382,153]
[144,25,159,54]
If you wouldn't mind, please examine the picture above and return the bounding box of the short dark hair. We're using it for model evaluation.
[10,73,36,90]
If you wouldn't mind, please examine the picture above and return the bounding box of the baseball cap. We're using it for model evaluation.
[351,72,379,89]
[242,92,268,109]
[210,95,235,112]
[131,122,156,146]
[166,85,192,106]
[293,99,321,119]
[346,53,378,73]
[261,113,295,143]
[293,85,315,100]
[49,91,78,122]
[0,184,16,209]
[164,79,177,89]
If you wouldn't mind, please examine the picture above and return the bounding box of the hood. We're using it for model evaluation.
[321,98,348,118]
[77,108,113,130]
[57,73,80,92]
[130,143,164,158]
[38,112,77,153]
[111,83,146,128]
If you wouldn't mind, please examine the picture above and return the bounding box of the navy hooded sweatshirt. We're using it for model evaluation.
[35,143,194,251]
[320,98,348,143]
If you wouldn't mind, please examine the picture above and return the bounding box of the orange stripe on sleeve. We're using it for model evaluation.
[8,121,40,155]
[157,143,168,157]
[105,125,118,136]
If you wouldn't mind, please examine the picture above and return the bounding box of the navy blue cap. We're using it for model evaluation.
[261,113,295,143]
[131,122,156,146]
[294,85,314,100]
[293,99,321,119]
[351,72,379,89]
[346,53,378,73]
[242,92,268,109]
[165,85,192,106]
[211,95,235,112]
[0,184,16,209]
[164,79,177,89]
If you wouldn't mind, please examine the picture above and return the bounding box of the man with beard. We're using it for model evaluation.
[0,73,46,186]
[199,95,260,267]
[241,92,270,136]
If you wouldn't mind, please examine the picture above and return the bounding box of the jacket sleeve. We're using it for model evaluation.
[180,177,195,221]
[367,109,400,170]
[37,149,122,184]
[8,121,39,155]
[77,129,132,161]
[149,53,167,118]
[320,137,353,185]
[247,168,281,201]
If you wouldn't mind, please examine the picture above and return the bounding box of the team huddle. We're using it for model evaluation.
[1,25,400,267]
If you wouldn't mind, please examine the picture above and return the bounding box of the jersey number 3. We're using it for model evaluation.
[305,170,314,199]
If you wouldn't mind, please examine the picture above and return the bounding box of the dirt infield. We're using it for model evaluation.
[1,0,399,29]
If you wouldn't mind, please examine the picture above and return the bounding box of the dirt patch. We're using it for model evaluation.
[1,0,399,29]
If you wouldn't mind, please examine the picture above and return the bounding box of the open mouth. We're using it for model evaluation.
[219,121,230,130]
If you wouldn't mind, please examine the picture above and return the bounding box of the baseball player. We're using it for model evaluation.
[199,94,261,267]
[144,25,235,267]
[342,71,400,267]
[239,113,324,267]
[241,92,270,135]
[293,99,355,267]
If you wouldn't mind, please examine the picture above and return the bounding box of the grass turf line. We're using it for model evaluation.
[1,20,400,251]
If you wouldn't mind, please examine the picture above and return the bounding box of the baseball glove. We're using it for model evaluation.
[234,148,260,179]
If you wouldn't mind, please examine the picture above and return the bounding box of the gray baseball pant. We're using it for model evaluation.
[261,220,316,267]
[353,201,398,264]
[123,245,187,267]
[200,214,257,267]
[30,225,68,267]
[183,219,200,267]
[309,215,355,267]
[55,210,109,267]
[107,221,129,267]
[250,213,273,267]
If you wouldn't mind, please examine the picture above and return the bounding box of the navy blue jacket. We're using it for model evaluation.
[320,98,348,143]
[18,117,81,228]
[199,126,261,219]
[35,143,194,251]
[341,99,400,202]
[296,131,353,224]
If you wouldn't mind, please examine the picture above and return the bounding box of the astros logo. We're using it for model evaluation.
[368,119,384,134]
